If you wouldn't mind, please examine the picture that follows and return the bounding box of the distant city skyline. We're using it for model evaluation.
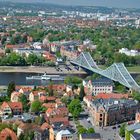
[0,0,140,8]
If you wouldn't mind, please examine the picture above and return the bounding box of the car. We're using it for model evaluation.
[112,126,116,129]
[118,125,121,128]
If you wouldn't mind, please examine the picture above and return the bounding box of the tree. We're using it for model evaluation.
[1,36,7,45]
[132,92,140,102]
[136,75,140,85]
[27,54,38,65]
[5,48,11,54]
[79,85,85,101]
[19,131,34,140]
[19,133,24,140]
[68,99,82,118]
[64,76,82,85]
[87,128,95,133]
[77,125,87,134]
[61,96,71,106]
[19,94,29,112]
[7,81,15,98]
[30,100,41,113]
[12,124,18,133]
[119,123,126,137]
[48,80,54,96]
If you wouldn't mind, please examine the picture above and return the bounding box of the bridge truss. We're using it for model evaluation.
[71,52,140,91]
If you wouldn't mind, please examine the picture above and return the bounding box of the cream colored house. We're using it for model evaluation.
[11,91,21,102]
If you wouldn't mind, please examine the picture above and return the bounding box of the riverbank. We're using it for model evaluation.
[0,66,87,75]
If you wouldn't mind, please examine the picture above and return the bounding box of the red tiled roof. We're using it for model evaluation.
[46,96,56,101]
[18,86,32,93]
[0,128,18,140]
[31,90,46,96]
[8,102,23,110]
[11,91,21,97]
[96,93,129,99]
[46,108,54,114]
[40,96,47,102]
[47,85,66,91]
[1,102,10,109]
[42,103,56,109]
[16,86,32,90]
[49,117,69,126]
[18,123,37,130]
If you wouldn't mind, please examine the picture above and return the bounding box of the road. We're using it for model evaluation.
[0,65,86,75]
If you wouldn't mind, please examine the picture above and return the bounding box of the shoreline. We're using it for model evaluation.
[0,66,87,75]
[0,66,139,74]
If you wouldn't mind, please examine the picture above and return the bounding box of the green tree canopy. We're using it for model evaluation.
[68,99,82,118]
[19,94,29,112]
[119,123,126,137]
[7,81,15,98]
[79,85,85,101]
[64,76,82,85]
[30,100,41,113]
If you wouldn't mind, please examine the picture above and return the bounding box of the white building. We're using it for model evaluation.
[119,48,140,56]
[56,130,73,140]
[83,78,114,96]
[33,42,42,49]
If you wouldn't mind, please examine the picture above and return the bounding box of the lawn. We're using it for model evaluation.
[126,66,140,73]
[98,65,140,73]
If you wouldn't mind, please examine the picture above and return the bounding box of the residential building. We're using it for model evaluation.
[0,128,18,140]
[0,102,23,116]
[95,93,129,99]
[16,86,32,96]
[34,127,49,140]
[49,124,74,140]
[17,123,37,137]
[83,78,114,95]
[29,90,46,102]
[135,111,140,123]
[90,99,139,126]
[56,129,73,140]
[79,133,101,140]
[43,52,56,61]
[83,95,93,108]
[0,48,4,57]
[11,91,22,102]
[119,48,140,56]
[46,106,68,118]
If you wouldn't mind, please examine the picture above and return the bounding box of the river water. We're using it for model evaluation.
[0,72,139,86]
[0,72,87,86]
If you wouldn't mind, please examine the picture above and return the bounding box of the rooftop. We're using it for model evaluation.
[126,123,140,131]
[131,132,140,140]
[92,98,138,112]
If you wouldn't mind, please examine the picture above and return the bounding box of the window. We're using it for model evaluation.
[100,118,102,121]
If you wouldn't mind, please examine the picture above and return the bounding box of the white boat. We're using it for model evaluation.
[41,73,60,80]
[26,73,62,81]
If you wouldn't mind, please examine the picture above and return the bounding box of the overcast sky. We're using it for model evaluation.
[1,0,140,8]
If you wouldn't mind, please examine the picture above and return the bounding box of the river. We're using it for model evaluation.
[0,72,139,86]
[0,72,87,86]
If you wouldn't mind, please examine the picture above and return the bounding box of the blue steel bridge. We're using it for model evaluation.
[70,52,140,92]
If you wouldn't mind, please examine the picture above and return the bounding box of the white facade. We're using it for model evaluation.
[56,130,73,140]
[83,80,113,96]
[119,48,140,56]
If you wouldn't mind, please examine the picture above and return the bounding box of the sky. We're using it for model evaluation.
[1,0,140,8]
